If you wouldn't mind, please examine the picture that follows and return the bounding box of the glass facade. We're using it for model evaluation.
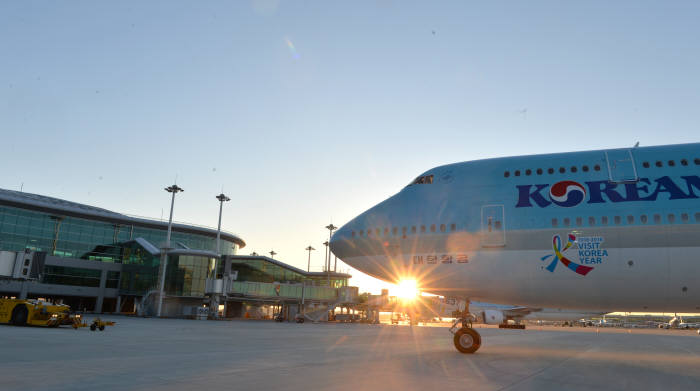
[41,265,101,287]
[0,203,241,294]
[164,254,217,297]
[0,204,240,262]
[230,257,348,288]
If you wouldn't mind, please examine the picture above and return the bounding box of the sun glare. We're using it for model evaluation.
[394,279,419,299]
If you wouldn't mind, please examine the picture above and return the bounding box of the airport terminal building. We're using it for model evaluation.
[0,188,354,318]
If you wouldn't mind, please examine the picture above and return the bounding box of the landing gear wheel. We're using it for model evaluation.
[90,323,97,331]
[453,327,481,354]
[11,305,28,326]
[99,325,105,331]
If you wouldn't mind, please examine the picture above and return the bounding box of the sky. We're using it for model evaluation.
[1,1,699,294]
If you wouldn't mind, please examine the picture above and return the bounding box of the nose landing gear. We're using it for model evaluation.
[449,310,481,354]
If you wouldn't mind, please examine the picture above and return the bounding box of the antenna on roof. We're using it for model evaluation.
[634,141,640,148]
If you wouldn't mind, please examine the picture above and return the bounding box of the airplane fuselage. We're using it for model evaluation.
[330,143,700,313]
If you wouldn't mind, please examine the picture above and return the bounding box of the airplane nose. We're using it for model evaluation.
[329,224,354,260]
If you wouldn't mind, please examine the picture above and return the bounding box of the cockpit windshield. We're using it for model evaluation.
[408,174,434,186]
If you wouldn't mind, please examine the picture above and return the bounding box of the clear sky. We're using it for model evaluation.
[1,1,699,294]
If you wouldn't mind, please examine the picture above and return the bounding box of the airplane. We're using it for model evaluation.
[329,142,700,353]
[411,297,605,328]
[656,314,700,329]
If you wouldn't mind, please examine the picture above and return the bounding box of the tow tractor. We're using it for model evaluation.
[0,298,71,327]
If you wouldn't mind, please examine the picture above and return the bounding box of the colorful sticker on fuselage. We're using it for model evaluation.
[540,234,605,276]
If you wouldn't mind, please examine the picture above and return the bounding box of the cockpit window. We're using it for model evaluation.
[408,174,434,186]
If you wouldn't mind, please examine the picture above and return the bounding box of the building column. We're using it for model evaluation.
[115,295,122,313]
[95,269,107,313]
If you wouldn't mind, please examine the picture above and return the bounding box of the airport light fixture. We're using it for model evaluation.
[215,193,230,255]
[157,184,184,318]
[305,246,315,272]
[325,224,337,283]
[269,250,277,259]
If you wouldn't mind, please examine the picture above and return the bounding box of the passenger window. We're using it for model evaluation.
[563,217,570,227]
[681,213,689,222]
[359,230,364,237]
[450,223,456,231]
[548,168,554,174]
[601,216,608,225]
[439,224,446,232]
[402,227,407,237]
[384,228,389,235]
[582,165,589,172]
[536,168,543,175]
[695,158,700,165]
[668,160,675,167]
[392,227,398,235]
[514,170,521,177]
[643,162,650,168]
[551,218,558,227]
[504,171,510,178]
[576,217,582,226]
[367,229,372,236]
[655,161,662,167]
[588,216,595,226]
[594,165,601,171]
[681,159,688,166]
[411,226,416,234]
[525,169,532,176]
[559,167,565,173]
[640,215,648,224]
[570,166,577,173]
[420,225,426,233]
[695,212,700,222]
[430,224,436,233]
[653,214,661,224]
[351,231,356,237]
[614,216,621,225]
[668,214,675,223]
[626,215,634,224]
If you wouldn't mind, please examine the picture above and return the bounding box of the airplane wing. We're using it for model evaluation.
[500,307,543,317]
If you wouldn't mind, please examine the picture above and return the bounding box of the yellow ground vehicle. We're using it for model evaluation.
[71,315,115,331]
[0,298,71,327]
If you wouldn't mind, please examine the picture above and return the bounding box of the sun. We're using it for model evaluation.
[393,279,419,300]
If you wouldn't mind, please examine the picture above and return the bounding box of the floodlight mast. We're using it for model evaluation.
[325,224,337,284]
[305,246,315,272]
[156,184,183,318]
[215,193,230,255]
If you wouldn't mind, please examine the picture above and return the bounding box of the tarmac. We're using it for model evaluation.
[2,316,700,391]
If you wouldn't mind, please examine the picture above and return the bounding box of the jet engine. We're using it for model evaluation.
[482,310,505,325]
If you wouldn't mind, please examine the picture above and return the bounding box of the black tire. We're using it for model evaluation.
[90,324,97,331]
[11,305,28,326]
[453,328,481,354]
[99,325,105,331]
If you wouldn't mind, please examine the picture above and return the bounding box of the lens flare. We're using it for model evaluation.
[284,37,300,59]
[394,279,419,300]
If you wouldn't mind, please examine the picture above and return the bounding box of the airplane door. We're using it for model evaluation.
[605,149,638,183]
[481,205,505,247]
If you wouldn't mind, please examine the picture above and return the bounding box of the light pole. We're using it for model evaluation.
[215,193,230,255]
[325,223,337,283]
[305,246,315,272]
[157,184,184,318]
[323,240,329,284]
[269,250,277,259]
